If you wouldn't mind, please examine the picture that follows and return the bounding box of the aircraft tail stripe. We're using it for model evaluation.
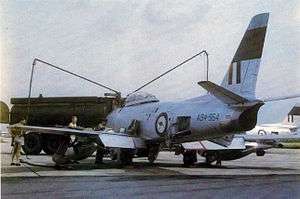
[233,27,267,62]
[233,13,269,62]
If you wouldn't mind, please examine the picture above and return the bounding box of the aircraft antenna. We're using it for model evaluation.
[130,50,209,95]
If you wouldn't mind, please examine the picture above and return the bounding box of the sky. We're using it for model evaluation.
[0,0,299,124]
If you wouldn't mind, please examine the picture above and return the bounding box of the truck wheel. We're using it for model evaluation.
[22,133,42,155]
[42,135,61,155]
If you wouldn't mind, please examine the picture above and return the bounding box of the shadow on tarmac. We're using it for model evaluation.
[19,158,296,172]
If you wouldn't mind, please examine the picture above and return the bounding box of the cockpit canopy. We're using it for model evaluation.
[125,92,159,107]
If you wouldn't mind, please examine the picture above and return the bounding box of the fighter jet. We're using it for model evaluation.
[9,13,275,166]
[180,104,300,166]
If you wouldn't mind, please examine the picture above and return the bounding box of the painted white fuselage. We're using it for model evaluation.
[106,95,247,143]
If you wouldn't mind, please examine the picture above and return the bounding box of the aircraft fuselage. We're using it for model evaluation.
[106,95,262,144]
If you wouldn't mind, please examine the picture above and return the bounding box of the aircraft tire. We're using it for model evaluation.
[22,133,43,155]
[148,154,157,164]
[183,150,197,166]
[205,156,214,165]
[277,143,284,148]
[119,149,133,165]
[95,148,104,164]
[216,160,222,166]
[148,144,160,164]
[256,149,265,156]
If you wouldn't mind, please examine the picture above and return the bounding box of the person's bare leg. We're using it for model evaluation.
[11,145,17,165]
[15,145,21,166]
[11,153,15,165]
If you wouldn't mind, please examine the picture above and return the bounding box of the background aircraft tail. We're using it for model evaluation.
[282,104,300,127]
[221,13,269,99]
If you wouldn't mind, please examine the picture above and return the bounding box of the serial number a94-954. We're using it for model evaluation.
[197,113,220,121]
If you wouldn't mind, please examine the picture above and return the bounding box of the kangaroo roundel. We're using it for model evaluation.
[155,113,168,135]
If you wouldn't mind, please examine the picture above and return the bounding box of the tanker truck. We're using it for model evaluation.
[10,95,116,155]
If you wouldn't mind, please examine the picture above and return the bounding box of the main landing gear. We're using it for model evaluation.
[203,151,222,166]
[110,148,134,166]
[118,149,134,165]
[256,149,265,156]
[148,144,160,164]
[183,150,197,167]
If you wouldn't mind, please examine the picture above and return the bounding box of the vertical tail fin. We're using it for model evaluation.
[221,13,269,99]
[282,104,300,127]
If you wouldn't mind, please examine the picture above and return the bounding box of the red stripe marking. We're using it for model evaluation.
[198,141,207,150]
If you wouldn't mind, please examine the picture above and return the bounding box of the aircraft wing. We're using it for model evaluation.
[98,131,146,149]
[8,125,100,136]
[238,133,300,142]
[7,125,146,149]
[182,133,300,151]
[261,94,300,102]
[182,137,246,150]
